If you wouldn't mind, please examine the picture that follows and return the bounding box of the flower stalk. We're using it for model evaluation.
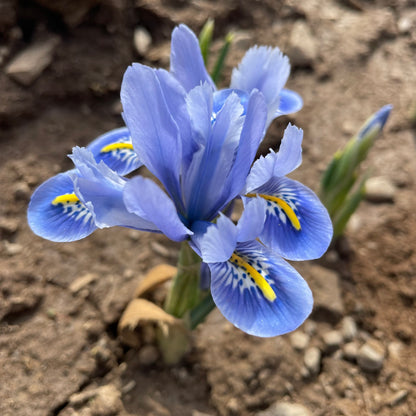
[164,241,203,318]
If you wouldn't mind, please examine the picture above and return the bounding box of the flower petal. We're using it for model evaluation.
[71,147,158,231]
[230,46,291,125]
[123,176,192,242]
[87,127,142,176]
[275,89,303,116]
[357,104,392,141]
[121,63,183,206]
[191,215,237,263]
[27,171,96,242]
[222,90,267,202]
[246,123,303,192]
[236,196,267,242]
[209,240,313,337]
[183,90,245,222]
[249,177,333,261]
[170,24,215,92]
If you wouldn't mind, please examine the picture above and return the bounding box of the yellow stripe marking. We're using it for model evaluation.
[246,193,301,231]
[52,193,79,205]
[100,142,134,153]
[230,253,276,301]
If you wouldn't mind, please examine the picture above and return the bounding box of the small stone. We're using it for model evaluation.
[287,21,318,67]
[5,35,60,86]
[0,217,19,235]
[306,265,344,323]
[387,341,403,361]
[398,17,412,34]
[134,26,152,56]
[226,397,240,414]
[357,340,385,372]
[303,320,317,336]
[323,330,344,352]
[89,384,123,416]
[138,345,159,366]
[341,316,357,341]
[13,182,31,201]
[365,177,396,203]
[257,402,312,416]
[342,341,359,362]
[69,273,98,294]
[304,347,321,376]
[387,389,408,407]
[289,331,310,351]
[4,241,23,256]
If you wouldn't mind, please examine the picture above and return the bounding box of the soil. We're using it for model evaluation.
[1,1,415,415]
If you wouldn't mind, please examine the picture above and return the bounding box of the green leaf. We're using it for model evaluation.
[199,19,214,66]
[332,174,368,238]
[211,32,234,84]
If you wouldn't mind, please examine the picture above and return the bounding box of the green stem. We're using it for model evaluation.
[164,241,202,318]
[189,293,216,330]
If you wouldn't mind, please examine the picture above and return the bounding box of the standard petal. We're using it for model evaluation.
[230,46,290,125]
[123,176,192,242]
[170,24,215,92]
[209,240,313,337]
[87,127,142,176]
[27,171,96,242]
[71,147,158,232]
[245,123,303,192]
[249,177,333,261]
[121,63,183,206]
[222,90,267,201]
[275,89,303,116]
[183,91,245,222]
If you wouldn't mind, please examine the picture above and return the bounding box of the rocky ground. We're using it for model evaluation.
[0,0,415,415]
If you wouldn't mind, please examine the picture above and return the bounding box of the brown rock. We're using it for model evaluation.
[5,36,60,86]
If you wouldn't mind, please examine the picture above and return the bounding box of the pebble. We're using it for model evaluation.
[138,344,159,366]
[134,26,152,56]
[289,331,310,351]
[307,265,344,323]
[323,330,344,352]
[304,347,321,376]
[342,341,359,362]
[4,241,23,256]
[357,340,385,372]
[89,384,123,416]
[398,17,412,34]
[257,402,312,416]
[5,35,60,86]
[387,389,408,407]
[341,316,357,341]
[69,273,98,294]
[0,218,19,236]
[13,181,31,201]
[287,21,318,67]
[387,341,403,361]
[365,176,396,203]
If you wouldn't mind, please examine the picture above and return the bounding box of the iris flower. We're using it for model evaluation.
[170,24,303,127]
[28,24,332,337]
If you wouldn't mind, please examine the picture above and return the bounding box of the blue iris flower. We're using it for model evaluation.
[28,24,332,337]
[170,24,303,127]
